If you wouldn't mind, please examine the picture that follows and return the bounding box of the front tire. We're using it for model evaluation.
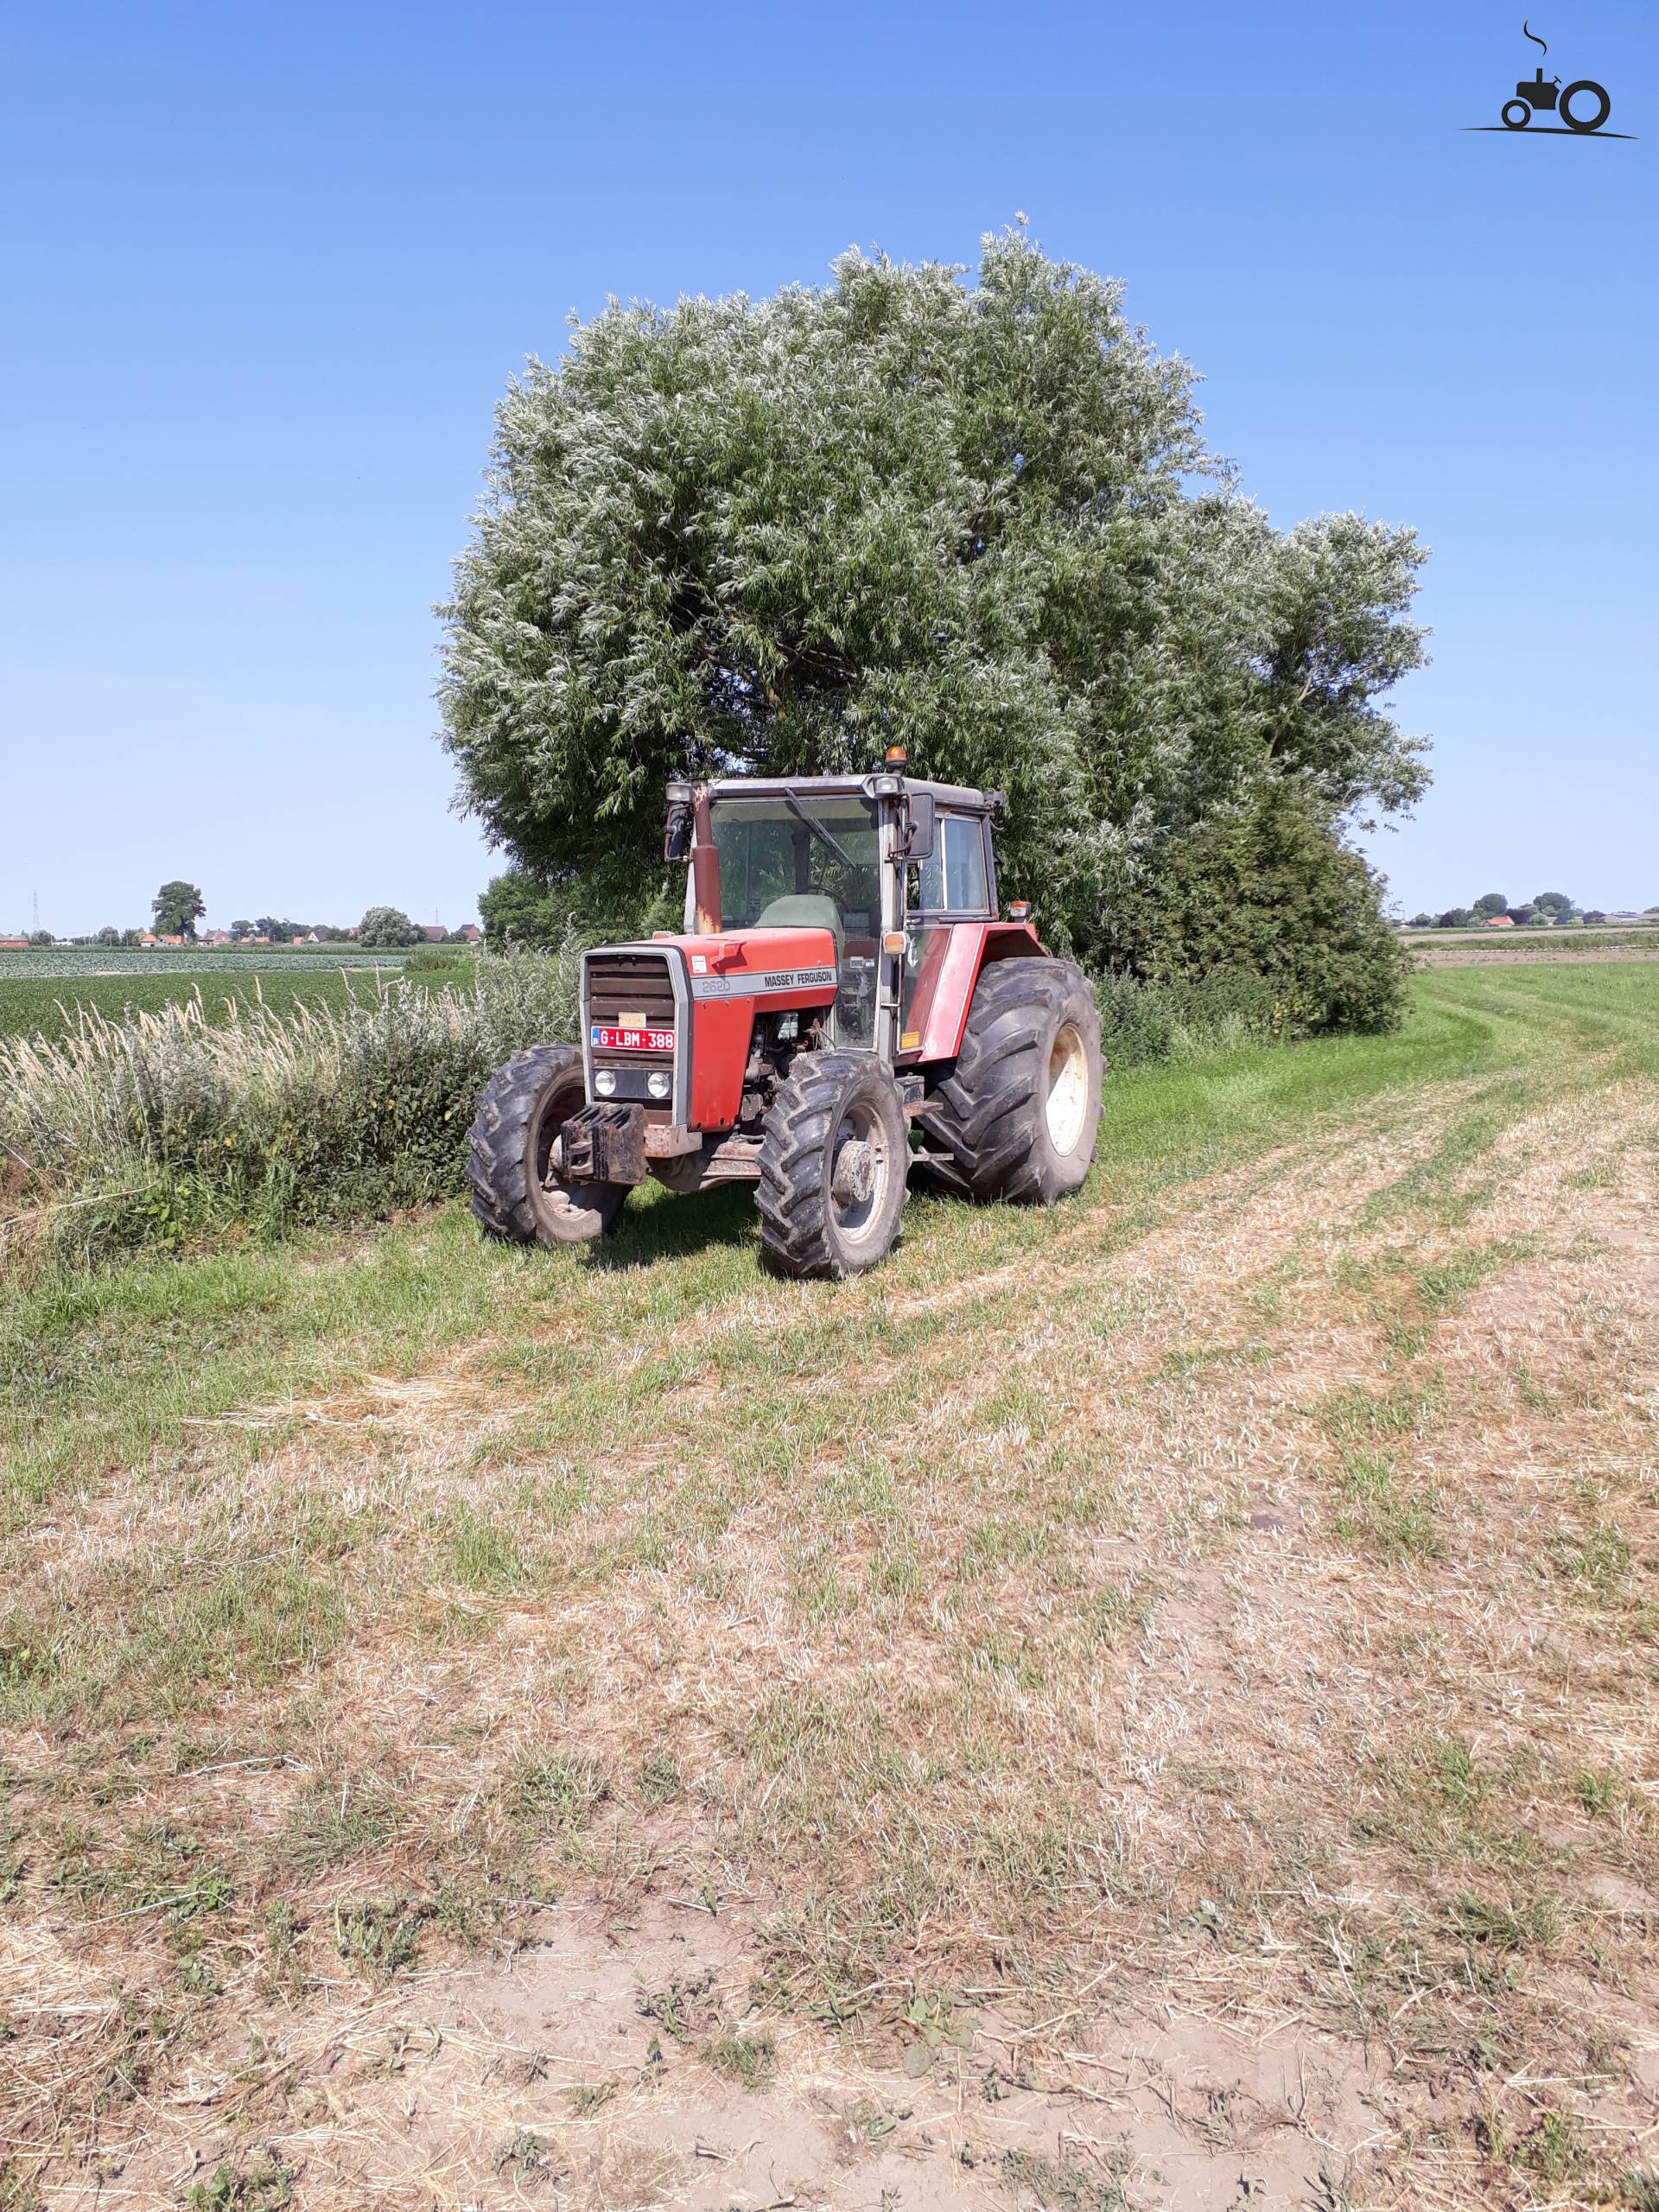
[917,959,1103,1204]
[756,1052,909,1280]
[467,1043,626,1248]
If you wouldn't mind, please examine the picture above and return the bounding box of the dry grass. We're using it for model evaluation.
[1,969,1656,2209]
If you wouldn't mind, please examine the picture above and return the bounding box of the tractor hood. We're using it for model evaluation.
[648,925,841,1001]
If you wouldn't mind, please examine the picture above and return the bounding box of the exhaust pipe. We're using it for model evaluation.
[690,785,722,935]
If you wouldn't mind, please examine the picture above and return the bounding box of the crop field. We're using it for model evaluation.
[0,955,475,1041]
[1404,927,1659,965]
[0,948,415,978]
[0,968,400,1041]
[1,963,1656,2209]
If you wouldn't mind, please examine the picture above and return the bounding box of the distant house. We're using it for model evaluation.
[457,923,482,944]
[421,924,448,943]
[1484,914,1516,929]
[0,935,27,951]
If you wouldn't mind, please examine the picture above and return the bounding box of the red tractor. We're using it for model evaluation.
[467,755,1103,1278]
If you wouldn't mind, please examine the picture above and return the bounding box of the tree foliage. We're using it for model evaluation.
[152,880,205,939]
[477,867,675,951]
[442,230,1428,1025]
[358,906,423,949]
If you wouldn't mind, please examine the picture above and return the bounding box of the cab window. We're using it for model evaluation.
[913,812,990,916]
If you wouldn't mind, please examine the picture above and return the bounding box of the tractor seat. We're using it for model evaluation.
[753,893,843,957]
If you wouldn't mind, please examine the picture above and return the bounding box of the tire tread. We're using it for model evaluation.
[915,958,1102,1205]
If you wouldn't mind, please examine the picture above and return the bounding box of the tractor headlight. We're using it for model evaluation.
[647,1071,671,1100]
[594,1069,616,1096]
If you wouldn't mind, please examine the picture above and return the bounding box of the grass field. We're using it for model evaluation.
[2,963,1656,2209]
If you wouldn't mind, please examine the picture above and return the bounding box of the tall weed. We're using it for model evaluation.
[1,950,579,1268]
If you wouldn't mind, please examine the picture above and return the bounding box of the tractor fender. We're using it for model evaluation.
[906,921,1047,1065]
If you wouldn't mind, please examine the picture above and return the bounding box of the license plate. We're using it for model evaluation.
[590,1023,673,1052]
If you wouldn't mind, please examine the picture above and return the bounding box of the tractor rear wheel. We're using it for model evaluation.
[918,958,1103,1204]
[467,1043,626,1247]
[756,1051,909,1280]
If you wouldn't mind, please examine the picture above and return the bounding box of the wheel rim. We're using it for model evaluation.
[531,1076,607,1230]
[1046,1022,1090,1155]
[829,1097,892,1250]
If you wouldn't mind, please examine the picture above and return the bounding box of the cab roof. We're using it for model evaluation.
[703,774,999,814]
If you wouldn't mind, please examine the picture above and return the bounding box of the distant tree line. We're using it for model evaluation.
[1405,891,1611,930]
[21,891,477,948]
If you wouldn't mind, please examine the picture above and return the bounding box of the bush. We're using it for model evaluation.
[1096,785,1410,1036]
[1090,969,1294,1068]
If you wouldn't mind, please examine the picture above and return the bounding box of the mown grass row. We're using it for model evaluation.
[8,961,1651,1516]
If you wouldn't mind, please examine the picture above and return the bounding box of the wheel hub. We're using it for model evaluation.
[831,1138,876,1208]
[1045,1022,1090,1155]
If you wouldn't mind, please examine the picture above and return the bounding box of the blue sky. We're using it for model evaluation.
[2,0,1654,934]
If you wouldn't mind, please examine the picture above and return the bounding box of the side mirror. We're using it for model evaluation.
[902,791,935,861]
[664,804,691,862]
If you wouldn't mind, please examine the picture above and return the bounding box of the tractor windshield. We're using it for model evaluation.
[708,794,880,944]
[708,791,882,1046]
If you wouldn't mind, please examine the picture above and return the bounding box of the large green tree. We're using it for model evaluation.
[441,230,1428,1023]
[151,880,205,939]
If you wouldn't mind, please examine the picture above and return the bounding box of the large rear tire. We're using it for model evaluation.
[467,1043,626,1248]
[916,958,1102,1204]
[756,1052,909,1281]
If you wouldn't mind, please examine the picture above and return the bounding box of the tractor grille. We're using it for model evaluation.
[584,949,679,1118]
[586,951,678,1033]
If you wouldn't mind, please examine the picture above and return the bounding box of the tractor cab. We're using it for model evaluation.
[467,755,1103,1281]
[664,760,1007,1059]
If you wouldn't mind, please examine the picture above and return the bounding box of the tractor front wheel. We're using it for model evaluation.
[467,1043,626,1248]
[756,1052,909,1280]
[918,959,1103,1205]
